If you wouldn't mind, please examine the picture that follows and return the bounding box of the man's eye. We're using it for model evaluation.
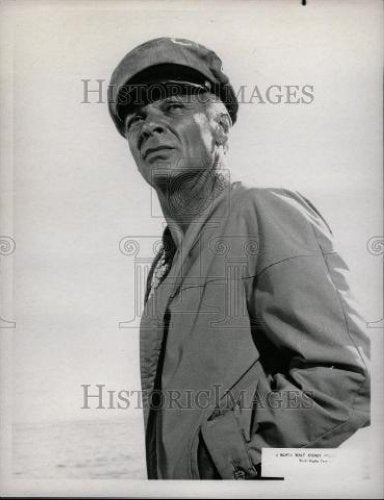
[166,102,184,112]
[126,115,144,130]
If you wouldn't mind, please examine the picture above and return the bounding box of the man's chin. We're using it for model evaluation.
[147,165,208,191]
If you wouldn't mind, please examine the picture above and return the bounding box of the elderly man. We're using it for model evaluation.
[108,38,370,480]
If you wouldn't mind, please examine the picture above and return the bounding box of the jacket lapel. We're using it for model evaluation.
[140,183,241,424]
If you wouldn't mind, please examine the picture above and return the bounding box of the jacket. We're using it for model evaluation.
[139,181,370,479]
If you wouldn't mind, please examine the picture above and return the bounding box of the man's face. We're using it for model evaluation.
[124,94,219,187]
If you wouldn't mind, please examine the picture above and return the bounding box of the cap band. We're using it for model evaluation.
[116,80,213,125]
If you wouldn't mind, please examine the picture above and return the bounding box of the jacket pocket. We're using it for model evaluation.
[190,360,263,479]
[200,409,258,479]
[199,368,262,480]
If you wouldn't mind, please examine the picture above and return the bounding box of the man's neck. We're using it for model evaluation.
[156,168,228,248]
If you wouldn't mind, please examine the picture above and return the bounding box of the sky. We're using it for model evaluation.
[0,0,382,434]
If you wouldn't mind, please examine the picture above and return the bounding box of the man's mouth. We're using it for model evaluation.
[143,146,175,160]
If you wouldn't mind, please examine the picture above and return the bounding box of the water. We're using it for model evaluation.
[13,418,371,479]
[13,418,146,479]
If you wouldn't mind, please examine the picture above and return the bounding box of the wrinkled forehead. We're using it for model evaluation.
[126,87,213,116]
[117,75,219,122]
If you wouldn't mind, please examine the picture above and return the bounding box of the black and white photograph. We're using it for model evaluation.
[0,0,382,497]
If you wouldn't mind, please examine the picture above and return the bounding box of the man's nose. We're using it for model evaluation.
[139,116,166,145]
[142,120,165,135]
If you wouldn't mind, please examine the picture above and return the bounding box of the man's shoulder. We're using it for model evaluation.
[230,182,331,231]
[226,182,334,258]
[231,182,301,205]
[231,182,314,212]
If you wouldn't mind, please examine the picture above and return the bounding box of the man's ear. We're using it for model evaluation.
[214,114,230,150]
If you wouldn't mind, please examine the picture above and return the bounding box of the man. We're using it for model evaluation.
[108,38,370,480]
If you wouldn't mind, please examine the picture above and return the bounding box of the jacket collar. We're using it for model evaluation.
[161,180,240,299]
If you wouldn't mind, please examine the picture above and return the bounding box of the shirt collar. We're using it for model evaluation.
[161,226,177,263]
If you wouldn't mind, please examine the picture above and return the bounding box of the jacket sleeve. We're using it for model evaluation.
[242,190,370,469]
